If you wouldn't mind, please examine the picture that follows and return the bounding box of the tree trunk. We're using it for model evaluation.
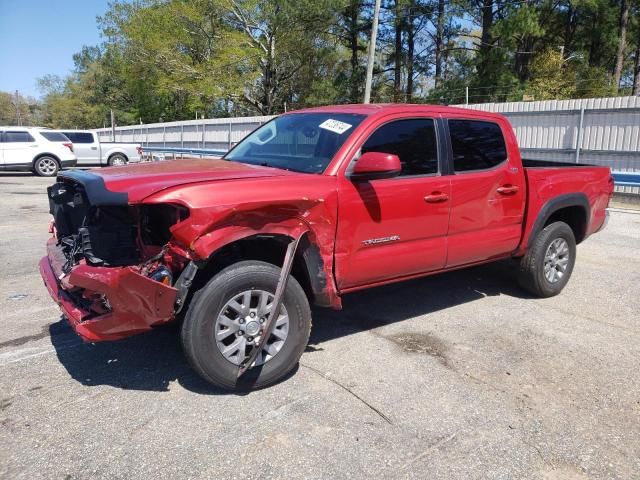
[588,10,602,67]
[514,36,533,82]
[633,39,640,96]
[262,31,276,115]
[393,0,403,102]
[348,1,360,103]
[613,0,630,90]
[563,4,577,52]
[476,0,494,83]
[434,0,445,87]
[480,0,493,54]
[405,2,414,102]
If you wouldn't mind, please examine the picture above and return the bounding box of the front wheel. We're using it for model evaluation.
[181,261,311,390]
[518,221,576,297]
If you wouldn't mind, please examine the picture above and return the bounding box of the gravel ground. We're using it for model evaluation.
[1,174,639,480]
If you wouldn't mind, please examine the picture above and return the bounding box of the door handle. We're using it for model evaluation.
[91,147,98,150]
[497,185,519,195]
[424,192,449,203]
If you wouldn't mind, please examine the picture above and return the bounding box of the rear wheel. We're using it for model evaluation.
[181,261,311,390]
[108,154,127,166]
[34,156,59,177]
[518,221,576,297]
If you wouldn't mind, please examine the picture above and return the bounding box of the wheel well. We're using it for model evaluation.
[109,152,128,161]
[33,153,60,168]
[545,206,587,243]
[190,235,315,304]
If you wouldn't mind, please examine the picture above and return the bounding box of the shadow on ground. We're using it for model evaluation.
[309,259,530,347]
[50,259,529,394]
[49,320,227,394]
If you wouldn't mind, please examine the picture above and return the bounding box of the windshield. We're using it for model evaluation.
[224,112,366,174]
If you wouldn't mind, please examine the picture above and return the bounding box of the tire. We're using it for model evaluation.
[33,156,60,177]
[518,221,576,298]
[108,154,127,166]
[181,261,311,390]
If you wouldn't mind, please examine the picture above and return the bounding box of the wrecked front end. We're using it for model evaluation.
[39,175,192,342]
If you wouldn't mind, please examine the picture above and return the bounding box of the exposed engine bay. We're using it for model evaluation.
[47,178,189,275]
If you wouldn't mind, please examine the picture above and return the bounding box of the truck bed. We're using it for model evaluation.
[518,160,612,254]
[522,158,594,168]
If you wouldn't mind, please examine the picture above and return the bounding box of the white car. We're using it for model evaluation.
[0,127,77,177]
[53,130,142,166]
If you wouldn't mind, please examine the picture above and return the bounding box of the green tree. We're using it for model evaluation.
[525,48,577,100]
[0,90,44,126]
[30,0,640,129]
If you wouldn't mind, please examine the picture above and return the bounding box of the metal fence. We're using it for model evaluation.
[96,96,640,193]
[96,115,273,153]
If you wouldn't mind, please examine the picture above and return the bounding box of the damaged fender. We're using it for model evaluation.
[144,176,342,309]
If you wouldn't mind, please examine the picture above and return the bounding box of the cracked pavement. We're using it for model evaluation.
[1,174,639,479]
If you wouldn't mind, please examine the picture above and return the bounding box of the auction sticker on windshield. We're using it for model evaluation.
[319,119,353,135]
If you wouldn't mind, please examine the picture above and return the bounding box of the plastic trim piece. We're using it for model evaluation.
[526,193,590,248]
[58,170,128,206]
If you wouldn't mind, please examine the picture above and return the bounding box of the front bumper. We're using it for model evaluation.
[39,238,177,342]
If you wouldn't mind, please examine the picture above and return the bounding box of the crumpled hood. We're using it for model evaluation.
[59,158,295,204]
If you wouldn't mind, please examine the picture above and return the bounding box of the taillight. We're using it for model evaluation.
[63,142,74,153]
[136,146,143,155]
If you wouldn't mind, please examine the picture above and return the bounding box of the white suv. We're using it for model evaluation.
[0,127,77,177]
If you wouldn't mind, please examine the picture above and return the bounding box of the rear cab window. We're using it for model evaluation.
[63,132,94,143]
[448,119,507,172]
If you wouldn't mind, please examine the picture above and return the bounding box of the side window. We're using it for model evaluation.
[5,131,35,143]
[448,120,507,172]
[40,131,69,142]
[361,118,438,176]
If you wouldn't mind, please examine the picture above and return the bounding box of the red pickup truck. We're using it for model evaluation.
[40,104,613,390]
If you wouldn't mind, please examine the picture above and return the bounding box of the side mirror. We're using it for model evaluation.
[350,152,401,181]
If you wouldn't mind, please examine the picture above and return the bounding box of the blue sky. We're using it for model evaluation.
[0,0,111,98]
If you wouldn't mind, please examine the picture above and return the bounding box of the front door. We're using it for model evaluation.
[335,117,451,290]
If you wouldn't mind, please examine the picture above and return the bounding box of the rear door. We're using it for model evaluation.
[63,131,99,165]
[445,117,525,267]
[2,130,37,167]
[335,116,450,289]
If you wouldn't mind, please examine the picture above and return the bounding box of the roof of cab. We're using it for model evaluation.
[287,103,506,121]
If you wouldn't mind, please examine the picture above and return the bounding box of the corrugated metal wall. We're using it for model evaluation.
[96,96,640,193]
